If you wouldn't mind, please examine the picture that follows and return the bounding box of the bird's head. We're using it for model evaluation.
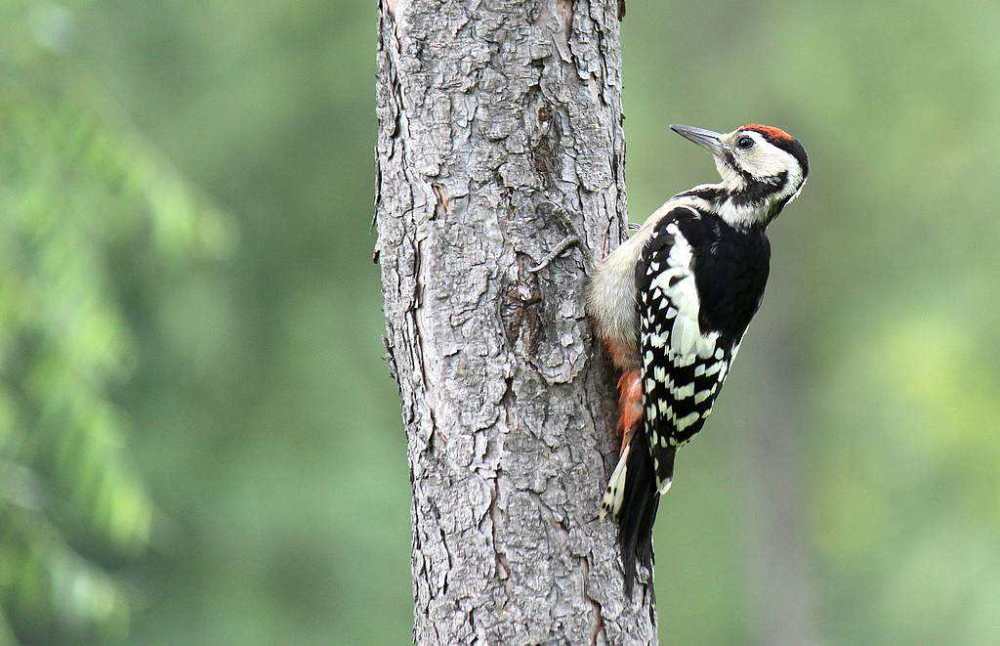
[670,123,809,228]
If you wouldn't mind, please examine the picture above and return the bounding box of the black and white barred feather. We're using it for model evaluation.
[602,206,771,595]
[585,122,809,596]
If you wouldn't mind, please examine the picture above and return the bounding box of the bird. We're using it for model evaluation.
[582,123,809,595]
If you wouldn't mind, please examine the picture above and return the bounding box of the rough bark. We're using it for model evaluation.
[374,0,657,643]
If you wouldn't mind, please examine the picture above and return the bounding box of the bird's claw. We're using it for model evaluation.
[529,201,593,273]
[528,235,582,273]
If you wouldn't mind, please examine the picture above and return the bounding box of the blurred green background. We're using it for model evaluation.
[2,1,998,644]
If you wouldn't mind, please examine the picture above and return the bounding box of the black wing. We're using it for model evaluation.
[636,210,738,492]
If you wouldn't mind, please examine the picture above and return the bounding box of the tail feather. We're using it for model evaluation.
[602,430,675,597]
[599,448,629,519]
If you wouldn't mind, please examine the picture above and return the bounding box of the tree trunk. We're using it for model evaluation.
[374,0,657,643]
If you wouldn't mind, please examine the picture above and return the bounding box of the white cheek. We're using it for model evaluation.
[746,146,801,183]
[749,152,787,177]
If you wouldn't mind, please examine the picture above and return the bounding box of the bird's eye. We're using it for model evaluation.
[737,136,754,149]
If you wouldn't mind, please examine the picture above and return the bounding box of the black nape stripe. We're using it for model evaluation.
[677,186,724,201]
[724,152,771,192]
[730,171,787,207]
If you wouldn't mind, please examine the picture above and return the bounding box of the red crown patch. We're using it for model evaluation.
[740,124,794,142]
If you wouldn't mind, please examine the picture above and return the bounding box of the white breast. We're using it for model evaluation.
[585,195,709,370]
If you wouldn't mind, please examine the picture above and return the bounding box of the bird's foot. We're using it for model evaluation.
[528,201,593,273]
[528,235,583,273]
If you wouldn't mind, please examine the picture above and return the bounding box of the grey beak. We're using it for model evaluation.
[670,124,726,157]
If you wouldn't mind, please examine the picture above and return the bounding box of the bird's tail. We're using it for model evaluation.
[600,430,675,597]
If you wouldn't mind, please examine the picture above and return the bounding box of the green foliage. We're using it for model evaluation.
[0,3,228,642]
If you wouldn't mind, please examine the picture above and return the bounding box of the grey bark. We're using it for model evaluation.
[374,0,657,643]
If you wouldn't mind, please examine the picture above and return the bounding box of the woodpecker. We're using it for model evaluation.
[583,123,810,595]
